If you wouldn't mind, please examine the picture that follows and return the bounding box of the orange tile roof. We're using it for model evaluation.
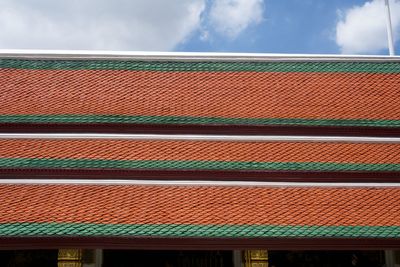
[1,53,400,245]
[0,139,399,172]
[0,184,399,238]
[0,57,400,130]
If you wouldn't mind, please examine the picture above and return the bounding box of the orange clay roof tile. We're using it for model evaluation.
[0,184,399,238]
[0,58,400,128]
[0,139,399,172]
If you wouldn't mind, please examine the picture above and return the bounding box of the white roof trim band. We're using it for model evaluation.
[0,179,399,188]
[0,133,400,144]
[1,49,400,62]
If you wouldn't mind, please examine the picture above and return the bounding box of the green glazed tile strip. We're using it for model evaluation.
[1,59,400,73]
[1,158,400,172]
[1,115,400,128]
[1,222,400,238]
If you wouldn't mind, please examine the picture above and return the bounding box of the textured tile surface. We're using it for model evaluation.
[0,139,399,171]
[1,59,400,127]
[0,184,399,238]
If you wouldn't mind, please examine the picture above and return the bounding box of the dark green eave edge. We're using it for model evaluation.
[1,115,400,128]
[1,58,400,73]
[1,222,400,238]
[1,158,400,172]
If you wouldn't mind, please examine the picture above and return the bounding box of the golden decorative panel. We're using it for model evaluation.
[57,262,82,267]
[58,249,83,267]
[244,250,268,267]
[58,249,83,261]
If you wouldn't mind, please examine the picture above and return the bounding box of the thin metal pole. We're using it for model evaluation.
[385,0,396,56]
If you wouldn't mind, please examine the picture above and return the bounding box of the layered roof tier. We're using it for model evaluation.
[1,55,400,134]
[1,183,399,240]
[0,139,399,173]
[1,52,400,248]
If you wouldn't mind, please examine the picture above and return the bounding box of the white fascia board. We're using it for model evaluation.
[1,49,400,62]
[1,133,400,144]
[0,179,399,188]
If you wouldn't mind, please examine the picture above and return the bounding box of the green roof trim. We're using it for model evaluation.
[1,222,400,238]
[1,158,400,172]
[1,59,400,73]
[1,114,400,128]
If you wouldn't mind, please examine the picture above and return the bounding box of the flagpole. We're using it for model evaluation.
[384,0,395,56]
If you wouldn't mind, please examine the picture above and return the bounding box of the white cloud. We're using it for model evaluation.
[336,0,400,54]
[0,0,266,50]
[209,0,264,38]
[0,0,205,51]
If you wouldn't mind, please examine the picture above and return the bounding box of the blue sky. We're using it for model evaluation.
[181,0,344,54]
[0,0,399,55]
[178,0,400,55]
